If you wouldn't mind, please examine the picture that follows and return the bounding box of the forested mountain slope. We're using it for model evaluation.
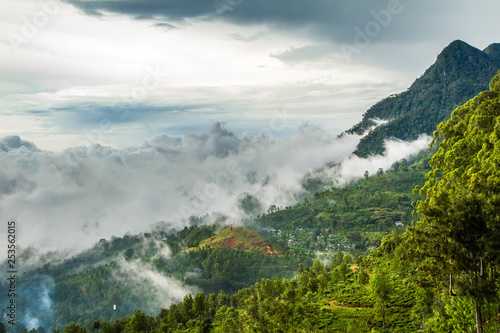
[4,43,500,333]
[2,148,432,332]
[52,67,500,333]
[348,40,500,157]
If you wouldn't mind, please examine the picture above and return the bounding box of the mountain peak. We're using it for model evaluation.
[415,40,494,86]
[445,39,472,49]
[484,43,500,62]
[436,39,485,63]
[347,40,500,157]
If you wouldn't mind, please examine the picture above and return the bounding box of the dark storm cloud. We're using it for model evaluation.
[62,0,216,20]
[63,0,410,41]
[62,0,495,50]
[63,0,381,20]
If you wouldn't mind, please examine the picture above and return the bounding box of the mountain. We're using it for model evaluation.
[4,150,432,332]
[8,40,500,333]
[5,223,301,331]
[49,70,500,333]
[484,42,500,63]
[348,40,500,157]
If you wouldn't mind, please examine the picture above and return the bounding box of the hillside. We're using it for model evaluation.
[348,40,500,157]
[252,148,432,256]
[52,69,500,333]
[2,152,432,332]
[198,227,280,255]
[6,41,500,333]
[4,223,302,331]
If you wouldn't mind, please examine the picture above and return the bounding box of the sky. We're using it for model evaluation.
[0,0,499,253]
[1,0,499,151]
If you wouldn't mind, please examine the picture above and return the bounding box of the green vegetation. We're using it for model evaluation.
[3,131,437,333]
[5,149,433,333]
[197,227,281,255]
[253,149,432,256]
[8,222,305,332]
[408,70,500,332]
[35,71,500,333]
[349,40,500,157]
[5,45,500,333]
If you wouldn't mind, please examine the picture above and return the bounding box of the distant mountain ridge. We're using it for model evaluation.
[348,40,500,157]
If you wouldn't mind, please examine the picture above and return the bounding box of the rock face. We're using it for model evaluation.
[347,40,500,157]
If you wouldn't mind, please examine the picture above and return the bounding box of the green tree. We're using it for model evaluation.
[62,322,86,333]
[410,71,500,333]
[193,292,206,321]
[214,306,242,333]
[310,259,325,275]
[91,320,100,333]
[125,310,150,333]
[370,270,393,328]
[357,269,369,286]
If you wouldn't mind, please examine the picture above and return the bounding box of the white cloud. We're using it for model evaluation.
[115,259,199,309]
[1,0,418,151]
[0,125,430,254]
[322,134,432,186]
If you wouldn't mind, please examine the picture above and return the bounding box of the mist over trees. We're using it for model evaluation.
[3,43,500,332]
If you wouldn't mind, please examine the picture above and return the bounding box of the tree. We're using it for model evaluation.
[62,323,86,333]
[357,269,369,286]
[91,320,101,333]
[126,310,150,333]
[214,306,242,333]
[370,269,393,328]
[310,259,325,275]
[193,292,206,321]
[410,71,500,333]
[267,205,277,214]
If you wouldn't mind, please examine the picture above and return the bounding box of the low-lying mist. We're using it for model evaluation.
[0,122,430,254]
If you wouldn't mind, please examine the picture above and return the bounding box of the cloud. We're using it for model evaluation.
[114,259,199,311]
[319,134,432,186]
[230,31,268,42]
[0,135,40,152]
[19,275,55,330]
[61,0,216,20]
[270,44,341,66]
[1,75,402,151]
[0,123,430,255]
[60,0,500,47]
[60,0,397,44]
[151,22,178,31]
